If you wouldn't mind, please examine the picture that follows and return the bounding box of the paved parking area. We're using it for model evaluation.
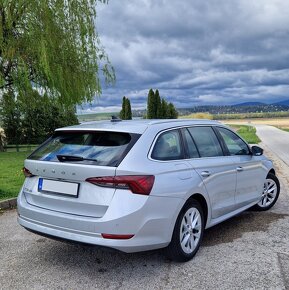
[1,146,289,290]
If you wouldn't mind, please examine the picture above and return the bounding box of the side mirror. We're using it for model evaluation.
[251,145,263,156]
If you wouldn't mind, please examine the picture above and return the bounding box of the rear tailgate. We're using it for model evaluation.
[23,161,116,218]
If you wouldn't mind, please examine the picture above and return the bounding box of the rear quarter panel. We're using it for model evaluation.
[117,127,212,229]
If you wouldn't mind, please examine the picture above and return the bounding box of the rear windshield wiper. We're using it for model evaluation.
[57,155,97,162]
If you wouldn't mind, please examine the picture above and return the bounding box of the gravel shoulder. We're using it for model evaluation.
[1,147,289,289]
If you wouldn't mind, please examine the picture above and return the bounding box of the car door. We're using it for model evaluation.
[182,126,237,219]
[215,126,265,208]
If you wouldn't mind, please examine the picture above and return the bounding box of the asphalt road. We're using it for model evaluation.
[255,124,289,167]
[1,128,289,289]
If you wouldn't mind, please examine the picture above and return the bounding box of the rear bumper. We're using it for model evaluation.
[17,190,183,253]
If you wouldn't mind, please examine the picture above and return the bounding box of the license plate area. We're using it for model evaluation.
[38,178,79,197]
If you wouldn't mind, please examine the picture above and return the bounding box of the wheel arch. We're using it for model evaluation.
[167,192,211,244]
[268,168,276,176]
[165,193,209,261]
[187,193,209,227]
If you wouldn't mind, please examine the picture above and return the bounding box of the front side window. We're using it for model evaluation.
[188,126,223,157]
[28,131,136,166]
[151,130,183,160]
[217,127,250,155]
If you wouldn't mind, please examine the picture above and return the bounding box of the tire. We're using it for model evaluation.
[165,199,204,262]
[253,172,280,211]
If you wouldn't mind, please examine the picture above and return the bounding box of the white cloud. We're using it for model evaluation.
[84,0,289,112]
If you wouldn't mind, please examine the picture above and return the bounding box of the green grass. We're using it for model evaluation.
[0,152,29,201]
[277,127,289,132]
[228,125,261,144]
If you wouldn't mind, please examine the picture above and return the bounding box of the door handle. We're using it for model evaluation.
[201,171,211,177]
[236,167,243,172]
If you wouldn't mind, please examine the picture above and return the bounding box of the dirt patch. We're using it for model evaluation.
[278,253,289,289]
[0,207,16,216]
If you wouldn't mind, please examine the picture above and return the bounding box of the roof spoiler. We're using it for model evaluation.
[111,115,122,122]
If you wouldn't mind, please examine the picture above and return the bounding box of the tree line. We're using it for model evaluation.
[0,91,78,145]
[119,89,178,120]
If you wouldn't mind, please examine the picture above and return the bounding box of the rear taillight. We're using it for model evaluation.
[86,175,155,195]
[23,167,34,177]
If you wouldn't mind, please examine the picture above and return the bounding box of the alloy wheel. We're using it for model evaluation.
[257,178,278,208]
[179,207,202,254]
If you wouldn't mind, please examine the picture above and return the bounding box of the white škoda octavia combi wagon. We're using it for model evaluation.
[17,119,280,262]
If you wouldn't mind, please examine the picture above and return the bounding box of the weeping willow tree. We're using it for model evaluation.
[0,0,115,105]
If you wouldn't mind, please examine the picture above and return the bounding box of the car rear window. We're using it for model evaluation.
[28,131,139,166]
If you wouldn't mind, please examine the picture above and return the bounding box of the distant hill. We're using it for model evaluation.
[234,100,289,107]
[178,102,289,116]
[233,101,266,106]
[77,99,289,120]
[272,99,289,106]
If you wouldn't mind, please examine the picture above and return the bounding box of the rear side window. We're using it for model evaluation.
[188,126,223,157]
[28,131,138,166]
[151,130,183,161]
[182,128,200,158]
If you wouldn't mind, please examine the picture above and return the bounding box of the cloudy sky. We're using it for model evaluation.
[78,0,289,113]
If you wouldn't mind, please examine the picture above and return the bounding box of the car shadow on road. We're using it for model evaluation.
[32,238,171,287]
[202,210,289,247]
